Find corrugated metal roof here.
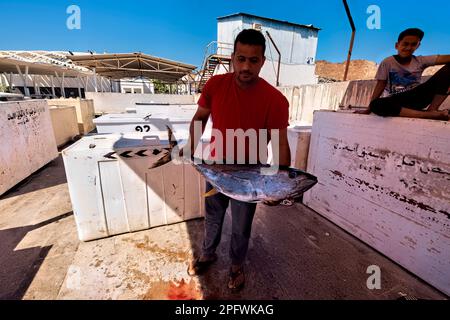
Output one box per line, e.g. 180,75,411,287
68,52,197,82
0,50,91,76
217,12,321,31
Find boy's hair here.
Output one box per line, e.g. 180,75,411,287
398,28,424,42
234,29,266,55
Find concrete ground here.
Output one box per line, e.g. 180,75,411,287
0,154,447,300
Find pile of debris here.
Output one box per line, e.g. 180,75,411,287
315,59,444,82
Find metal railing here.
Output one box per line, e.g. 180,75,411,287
200,41,233,71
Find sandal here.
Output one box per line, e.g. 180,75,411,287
228,266,245,292
187,254,217,276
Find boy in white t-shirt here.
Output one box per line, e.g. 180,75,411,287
368,28,450,120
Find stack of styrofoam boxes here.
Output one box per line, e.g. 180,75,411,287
0,100,58,196
62,132,205,241
93,108,213,145
266,125,312,169
287,125,312,170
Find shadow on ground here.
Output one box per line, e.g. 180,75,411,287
0,212,73,299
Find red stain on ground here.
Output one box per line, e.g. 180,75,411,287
167,279,202,300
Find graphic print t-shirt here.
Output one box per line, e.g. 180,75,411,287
375,55,438,96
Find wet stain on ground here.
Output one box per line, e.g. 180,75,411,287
123,236,189,262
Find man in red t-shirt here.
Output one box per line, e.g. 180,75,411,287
183,29,290,291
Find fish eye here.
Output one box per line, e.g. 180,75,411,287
288,171,297,179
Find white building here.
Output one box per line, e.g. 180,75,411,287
214,13,320,86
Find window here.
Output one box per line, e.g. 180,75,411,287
252,23,262,31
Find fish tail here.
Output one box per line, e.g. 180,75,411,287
203,188,218,197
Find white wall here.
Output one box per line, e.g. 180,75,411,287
279,79,450,125
120,79,154,94
279,81,350,125
85,92,196,114
260,63,317,87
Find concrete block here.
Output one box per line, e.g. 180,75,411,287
49,106,79,147
0,100,58,196
47,98,96,134
304,110,450,295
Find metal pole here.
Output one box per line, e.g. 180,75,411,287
33,75,40,95
343,0,356,81
51,75,55,97
93,67,98,92
77,76,82,98
61,72,66,98
16,65,30,96
24,66,30,96
265,31,281,87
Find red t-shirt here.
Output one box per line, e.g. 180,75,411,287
198,72,289,163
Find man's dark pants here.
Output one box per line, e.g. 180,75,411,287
202,182,257,266
370,63,450,116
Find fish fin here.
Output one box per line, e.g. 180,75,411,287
203,188,218,197
148,152,172,169
166,125,178,149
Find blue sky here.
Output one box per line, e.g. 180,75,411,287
1,0,449,67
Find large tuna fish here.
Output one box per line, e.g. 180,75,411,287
149,126,318,203
192,162,318,203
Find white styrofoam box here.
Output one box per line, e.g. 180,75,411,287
287,125,312,170
266,125,311,168
49,106,79,147
85,92,195,114
304,110,450,295
94,114,189,135
93,113,212,142
62,132,205,241
0,100,58,196
135,104,198,119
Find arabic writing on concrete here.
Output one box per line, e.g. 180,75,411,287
6,107,46,125
333,143,450,178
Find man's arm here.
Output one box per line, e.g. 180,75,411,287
263,128,291,206
435,55,450,65
184,106,210,156
270,128,291,166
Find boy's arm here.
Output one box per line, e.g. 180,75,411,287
353,80,386,114
371,80,387,101
435,55,450,65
